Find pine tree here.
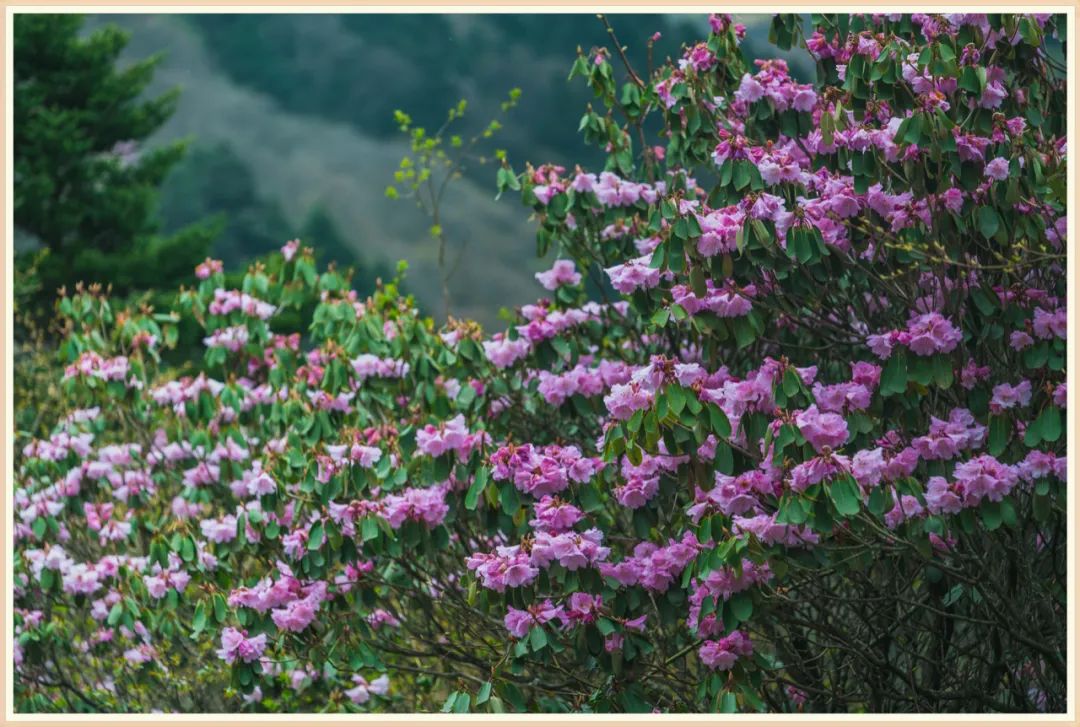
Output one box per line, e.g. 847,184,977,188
14,14,216,311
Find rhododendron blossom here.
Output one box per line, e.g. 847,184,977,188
13,11,1066,715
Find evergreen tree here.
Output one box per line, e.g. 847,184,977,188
14,14,216,310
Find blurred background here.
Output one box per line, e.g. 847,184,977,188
16,13,811,327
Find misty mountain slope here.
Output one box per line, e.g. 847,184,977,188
93,13,548,326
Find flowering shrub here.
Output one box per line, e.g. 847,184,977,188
13,13,1067,713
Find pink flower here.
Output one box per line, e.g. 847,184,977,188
195,258,223,280
953,454,1019,504
984,156,1010,181
217,627,268,664
482,335,531,368
535,259,581,290
990,380,1032,413
605,256,662,294
905,312,962,356
603,382,654,421
884,493,925,529
699,631,753,670
688,560,772,636
598,532,702,592
345,674,389,705
1010,331,1034,350
795,405,849,452
208,288,276,320
490,443,601,497
866,332,896,359
200,514,238,544
504,600,564,639
911,408,985,461
1032,307,1066,339
415,415,470,458
529,496,584,532
381,485,449,529
281,239,300,261
561,592,603,626
531,529,610,571
925,476,964,515
270,583,326,632
466,546,539,592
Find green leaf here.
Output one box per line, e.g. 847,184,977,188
465,467,490,510
529,625,548,651
988,415,1010,456
714,440,733,475
719,692,738,713
191,602,208,636
690,266,707,298
730,316,756,349
867,486,886,516
879,351,908,395
307,522,324,550
931,355,953,388
667,385,687,416
732,160,751,191
708,405,732,438
979,499,1002,531
107,603,124,626
777,494,806,525
476,681,493,705
977,206,1000,239
213,593,227,622
361,516,379,543
828,476,862,516
1000,498,1018,528
453,693,471,713
1019,16,1041,45
1035,406,1062,444
500,484,521,516
729,591,754,622
959,66,981,94
971,288,997,316
782,368,801,398
180,536,196,563
441,691,461,713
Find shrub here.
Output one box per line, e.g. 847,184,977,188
13,13,1067,713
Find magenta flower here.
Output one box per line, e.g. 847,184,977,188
605,256,662,294
984,156,1010,181
504,599,563,639
345,674,389,705
466,546,539,592
795,405,850,452
699,631,753,670
216,627,268,664
482,335,531,368
990,380,1033,414
415,414,470,458
535,259,581,290
905,312,962,356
